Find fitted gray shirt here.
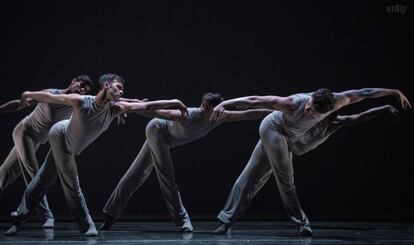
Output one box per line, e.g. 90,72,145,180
65,96,119,155
21,89,73,144
269,93,330,146
291,119,340,156
152,107,222,148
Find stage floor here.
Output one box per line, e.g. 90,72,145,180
1,221,413,244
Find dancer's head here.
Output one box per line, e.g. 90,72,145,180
68,75,94,95
306,88,335,114
200,92,224,114
99,73,125,101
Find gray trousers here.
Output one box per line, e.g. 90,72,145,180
218,117,309,228
14,121,94,232
0,123,53,221
103,120,189,227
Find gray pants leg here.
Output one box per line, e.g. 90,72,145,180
146,121,190,227
259,123,310,227
15,149,59,219
0,147,21,198
103,140,154,220
12,124,54,221
47,121,94,232
14,122,93,232
217,140,273,225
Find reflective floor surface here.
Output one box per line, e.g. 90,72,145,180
1,221,413,244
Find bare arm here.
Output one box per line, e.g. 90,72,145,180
116,109,184,126
210,95,294,121
115,99,188,117
134,109,185,121
335,105,399,128
221,109,274,122
218,95,293,111
118,97,149,103
0,99,36,113
334,88,411,110
0,88,57,113
115,98,150,125
20,91,82,108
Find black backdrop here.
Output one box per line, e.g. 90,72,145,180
0,0,413,222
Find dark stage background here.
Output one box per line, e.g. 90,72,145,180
0,1,413,222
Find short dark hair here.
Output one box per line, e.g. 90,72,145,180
311,88,335,113
98,73,125,88
202,92,224,106
74,75,94,88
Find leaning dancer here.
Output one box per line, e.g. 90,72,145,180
0,75,93,229
6,74,188,236
210,88,411,236
101,93,272,232
214,104,401,235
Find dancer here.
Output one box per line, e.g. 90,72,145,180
101,93,272,232
210,88,411,236
0,75,93,229
6,73,188,236
214,104,401,235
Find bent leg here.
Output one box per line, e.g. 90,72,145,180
146,123,190,228
14,149,59,221
260,127,309,228
48,123,94,233
12,125,54,221
0,147,21,198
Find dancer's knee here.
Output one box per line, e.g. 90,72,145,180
48,122,66,144
12,124,24,144
145,120,163,142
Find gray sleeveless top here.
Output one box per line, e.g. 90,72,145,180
65,96,119,155
291,118,341,155
20,89,73,144
153,107,222,148
267,93,330,146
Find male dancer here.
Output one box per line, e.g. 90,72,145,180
6,73,188,236
0,75,93,229
210,88,411,236
214,104,400,235
101,93,272,232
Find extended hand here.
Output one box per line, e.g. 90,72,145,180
176,100,188,118
19,92,31,109
396,90,411,109
117,113,127,125
209,105,225,121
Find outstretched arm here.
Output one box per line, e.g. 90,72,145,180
115,99,188,117
115,98,150,124
135,109,185,121
1,88,57,113
333,88,411,110
20,91,82,109
221,109,274,122
335,105,399,128
118,97,149,103
210,95,294,121
0,99,36,113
